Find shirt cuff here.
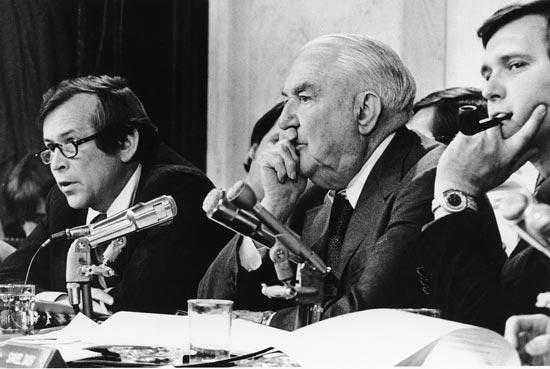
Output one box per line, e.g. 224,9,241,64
238,236,263,271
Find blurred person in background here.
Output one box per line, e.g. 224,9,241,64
3,153,55,241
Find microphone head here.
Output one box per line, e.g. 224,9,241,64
227,180,257,210
203,188,225,215
165,195,178,218
501,192,529,221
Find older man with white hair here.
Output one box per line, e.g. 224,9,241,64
199,33,501,330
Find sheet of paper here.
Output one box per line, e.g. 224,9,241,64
421,327,520,366
231,317,289,354
92,311,288,354
9,314,102,362
276,309,519,367
90,311,190,347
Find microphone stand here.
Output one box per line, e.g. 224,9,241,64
66,237,94,318
66,237,117,318
263,240,326,329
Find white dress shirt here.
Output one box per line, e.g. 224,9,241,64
86,164,142,224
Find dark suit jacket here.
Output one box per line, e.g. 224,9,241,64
199,127,446,330
420,178,550,334
0,144,232,314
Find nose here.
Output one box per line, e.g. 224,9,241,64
482,73,506,103
49,148,68,172
278,100,299,130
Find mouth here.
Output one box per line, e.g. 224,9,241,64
294,142,307,150
58,181,77,189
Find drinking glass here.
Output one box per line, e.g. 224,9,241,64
187,299,233,361
0,284,36,334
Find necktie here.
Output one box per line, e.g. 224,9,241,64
89,213,108,288
535,177,549,204
91,213,107,224
324,193,354,268
89,213,107,264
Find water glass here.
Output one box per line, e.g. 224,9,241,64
0,284,35,334
187,299,233,361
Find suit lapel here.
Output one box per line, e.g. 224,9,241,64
334,128,416,278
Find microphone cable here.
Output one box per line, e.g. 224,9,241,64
24,238,52,285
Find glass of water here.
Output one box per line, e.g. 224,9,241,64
187,299,233,362
0,284,35,334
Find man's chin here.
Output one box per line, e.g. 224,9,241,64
65,195,89,210
298,160,316,179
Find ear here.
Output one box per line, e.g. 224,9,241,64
119,128,139,163
354,91,382,136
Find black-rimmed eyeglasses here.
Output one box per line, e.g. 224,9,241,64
36,132,101,165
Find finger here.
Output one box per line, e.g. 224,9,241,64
536,292,550,309
505,315,547,347
526,203,550,239
507,104,547,153
278,145,298,180
270,155,288,183
280,140,299,162
91,288,114,305
526,334,550,356
505,315,523,348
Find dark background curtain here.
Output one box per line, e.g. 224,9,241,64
0,0,208,227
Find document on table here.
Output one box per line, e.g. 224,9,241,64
10,309,520,366
85,311,287,353
10,311,288,362
276,309,520,366
10,314,103,362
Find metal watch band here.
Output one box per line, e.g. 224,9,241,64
432,189,478,214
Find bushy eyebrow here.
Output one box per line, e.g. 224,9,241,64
282,82,316,98
43,129,79,144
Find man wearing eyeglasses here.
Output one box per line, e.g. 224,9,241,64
0,75,231,314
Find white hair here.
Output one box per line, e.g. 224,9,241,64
301,33,416,124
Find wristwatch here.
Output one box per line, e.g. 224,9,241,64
432,189,478,214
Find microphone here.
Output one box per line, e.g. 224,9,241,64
226,180,331,275
25,195,177,286
50,195,177,247
500,192,550,259
203,188,303,265
458,105,512,135
203,188,277,248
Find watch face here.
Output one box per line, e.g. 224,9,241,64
443,190,467,212
447,193,462,207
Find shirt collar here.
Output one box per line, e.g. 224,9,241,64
86,164,142,224
336,132,396,209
